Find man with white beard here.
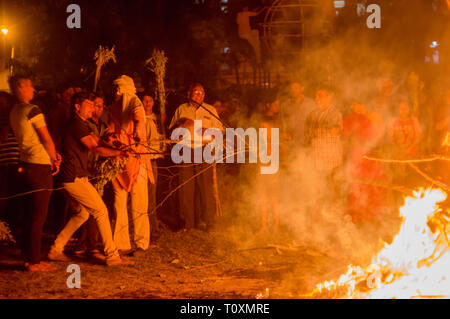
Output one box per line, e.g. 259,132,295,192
109,75,153,256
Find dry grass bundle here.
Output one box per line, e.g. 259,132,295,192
94,45,117,92
145,49,168,140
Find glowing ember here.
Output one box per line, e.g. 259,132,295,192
256,288,270,299
307,188,450,299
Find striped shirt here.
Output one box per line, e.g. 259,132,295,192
9,102,51,165
305,105,343,172
0,130,19,166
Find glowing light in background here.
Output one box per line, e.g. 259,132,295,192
334,1,345,9
430,41,439,49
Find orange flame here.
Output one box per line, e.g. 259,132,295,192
308,188,450,299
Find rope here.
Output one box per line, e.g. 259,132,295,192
362,154,450,164
353,178,414,195
0,175,102,201
212,163,223,217
408,163,450,192
360,153,450,193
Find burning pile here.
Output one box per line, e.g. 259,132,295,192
307,188,450,299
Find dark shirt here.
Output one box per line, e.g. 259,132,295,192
86,118,108,174
87,117,108,139
61,114,92,182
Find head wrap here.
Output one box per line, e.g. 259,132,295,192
112,75,146,141
114,75,136,96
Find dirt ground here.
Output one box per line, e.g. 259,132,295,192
0,160,409,299
0,223,357,299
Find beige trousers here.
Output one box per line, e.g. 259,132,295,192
113,164,149,250
53,177,119,258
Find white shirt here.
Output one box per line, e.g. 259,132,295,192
9,102,51,165
145,114,163,159
169,102,223,132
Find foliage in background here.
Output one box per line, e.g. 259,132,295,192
94,45,117,92
0,220,15,243
1,0,231,92
145,49,168,140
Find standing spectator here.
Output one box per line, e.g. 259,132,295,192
368,78,395,149
169,83,223,232
281,82,316,149
305,88,343,175
386,99,423,199
342,101,387,223
48,92,132,266
370,78,395,120
8,75,61,271
109,75,151,256
258,95,281,233
387,100,423,159
143,93,164,234
88,93,109,142
0,91,20,233
46,85,75,234
47,85,75,149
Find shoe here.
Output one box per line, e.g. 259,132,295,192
132,248,146,257
72,247,87,256
25,262,56,272
87,249,106,261
118,249,134,256
48,247,71,262
106,255,134,266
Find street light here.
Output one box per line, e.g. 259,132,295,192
1,28,14,75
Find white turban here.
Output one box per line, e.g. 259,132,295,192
114,75,136,96
113,75,146,141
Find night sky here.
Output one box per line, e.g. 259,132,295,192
0,1,449,102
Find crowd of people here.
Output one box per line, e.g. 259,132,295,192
276,79,450,225
0,72,449,272
0,74,229,271
245,79,449,236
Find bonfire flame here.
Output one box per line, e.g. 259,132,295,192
309,188,450,299
256,288,270,299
